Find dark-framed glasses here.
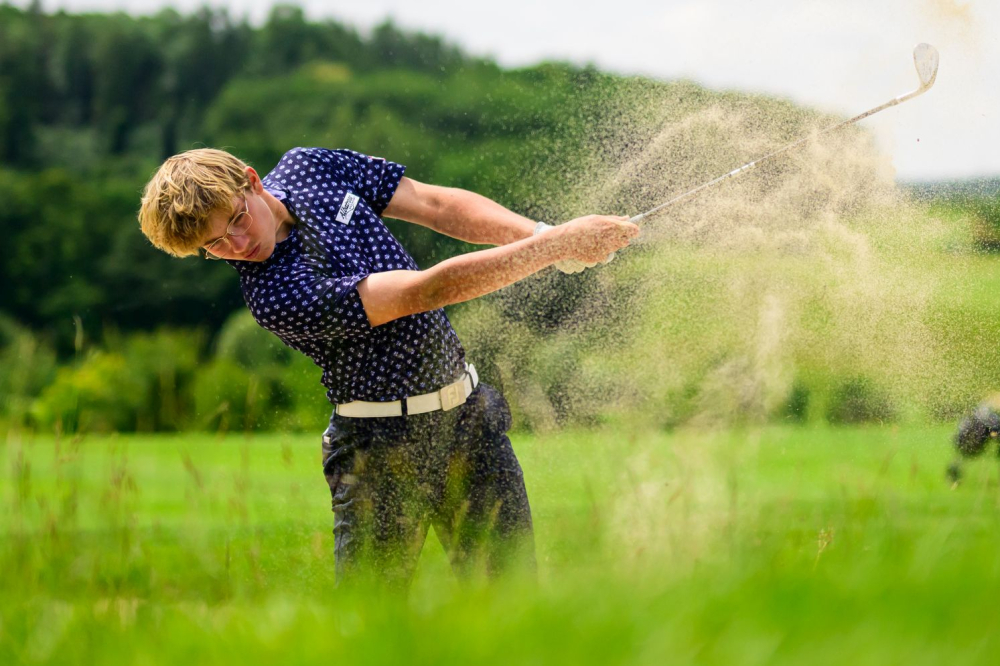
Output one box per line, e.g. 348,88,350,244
203,195,254,260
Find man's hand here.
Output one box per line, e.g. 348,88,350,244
535,216,639,273
534,222,594,273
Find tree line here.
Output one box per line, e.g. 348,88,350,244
1,1,469,165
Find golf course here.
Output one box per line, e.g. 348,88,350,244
4,423,1000,664
3,2,1000,663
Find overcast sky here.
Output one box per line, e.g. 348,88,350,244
10,0,998,181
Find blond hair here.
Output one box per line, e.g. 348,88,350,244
138,148,251,257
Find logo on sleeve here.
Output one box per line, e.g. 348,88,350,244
336,193,360,224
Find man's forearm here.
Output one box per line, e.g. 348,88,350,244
430,187,536,246
383,178,538,246
421,230,563,308
360,229,566,327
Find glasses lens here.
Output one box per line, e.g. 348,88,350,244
230,211,253,235
204,238,227,259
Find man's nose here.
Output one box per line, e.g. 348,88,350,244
230,233,252,253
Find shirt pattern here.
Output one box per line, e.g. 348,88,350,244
230,147,466,404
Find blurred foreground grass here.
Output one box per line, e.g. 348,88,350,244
4,424,1000,665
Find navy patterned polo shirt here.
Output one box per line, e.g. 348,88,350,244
230,147,466,404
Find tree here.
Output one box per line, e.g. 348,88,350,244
90,17,163,154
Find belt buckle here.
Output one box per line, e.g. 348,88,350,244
440,380,465,411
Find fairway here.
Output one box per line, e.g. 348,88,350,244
4,424,1000,665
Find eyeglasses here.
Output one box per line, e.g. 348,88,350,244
202,195,254,260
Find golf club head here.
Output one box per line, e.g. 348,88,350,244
914,43,939,91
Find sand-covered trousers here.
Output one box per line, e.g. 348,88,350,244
321,383,536,588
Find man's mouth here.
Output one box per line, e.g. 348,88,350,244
245,244,260,260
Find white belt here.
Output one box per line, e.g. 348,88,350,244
335,363,479,418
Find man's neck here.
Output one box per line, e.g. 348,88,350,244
264,191,296,243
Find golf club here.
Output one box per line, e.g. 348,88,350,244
628,43,940,225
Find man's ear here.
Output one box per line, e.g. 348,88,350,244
246,166,262,191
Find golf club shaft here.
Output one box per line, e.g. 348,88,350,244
628,87,930,225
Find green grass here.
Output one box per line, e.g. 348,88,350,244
4,424,1000,665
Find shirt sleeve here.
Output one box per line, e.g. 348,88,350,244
328,281,372,338
308,148,406,216
304,273,372,339
247,267,372,342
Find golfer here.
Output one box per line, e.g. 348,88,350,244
138,146,638,588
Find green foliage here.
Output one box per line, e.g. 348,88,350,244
912,180,1000,253
30,350,145,432
113,329,205,430
29,329,204,432
0,164,245,349
960,198,1000,252
271,353,333,432
0,3,481,169
212,310,329,431
215,310,293,369
190,359,272,432
825,376,896,425
0,314,56,428
781,382,811,423
17,321,329,435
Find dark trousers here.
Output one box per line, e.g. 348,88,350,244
321,383,535,589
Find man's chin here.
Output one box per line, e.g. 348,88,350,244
255,244,274,261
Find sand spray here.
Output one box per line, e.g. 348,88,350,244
455,68,985,431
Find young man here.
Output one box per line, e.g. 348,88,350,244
139,146,638,588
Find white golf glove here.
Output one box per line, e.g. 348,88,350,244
533,222,615,274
